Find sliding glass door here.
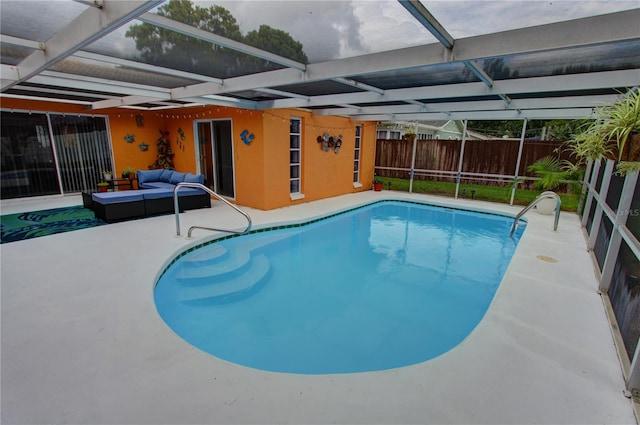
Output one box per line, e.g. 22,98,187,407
50,114,111,193
0,111,112,199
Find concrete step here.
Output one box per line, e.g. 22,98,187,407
178,254,271,305
174,248,251,284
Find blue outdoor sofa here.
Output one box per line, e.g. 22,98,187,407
90,170,210,222
136,169,210,216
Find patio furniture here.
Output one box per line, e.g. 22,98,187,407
142,187,210,216
91,191,145,223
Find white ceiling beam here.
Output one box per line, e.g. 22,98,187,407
2,0,163,91
463,60,493,87
314,94,620,116
399,0,455,48
254,88,310,100
257,69,639,110
1,65,20,81
167,9,639,101
315,9,640,80
72,51,223,84
172,68,306,99
5,84,118,100
89,10,638,108
353,108,597,121
32,71,171,98
0,35,44,50
138,13,307,71
0,93,93,105
331,77,385,95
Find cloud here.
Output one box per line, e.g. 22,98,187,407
219,0,638,60
219,0,366,62
426,0,639,39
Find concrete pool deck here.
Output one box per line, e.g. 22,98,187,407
1,191,637,424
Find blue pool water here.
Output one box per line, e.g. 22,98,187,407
155,201,524,374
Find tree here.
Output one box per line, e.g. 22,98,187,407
244,24,308,67
126,0,308,78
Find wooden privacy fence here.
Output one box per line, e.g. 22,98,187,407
375,138,579,189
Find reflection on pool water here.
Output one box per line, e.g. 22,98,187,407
155,201,524,374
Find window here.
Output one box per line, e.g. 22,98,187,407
418,133,434,140
376,130,387,139
290,117,301,196
1,111,112,199
390,131,401,139
353,125,362,184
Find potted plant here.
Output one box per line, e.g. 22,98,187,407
102,170,113,180
97,182,109,192
121,167,136,179
527,156,584,214
570,89,640,175
373,175,383,191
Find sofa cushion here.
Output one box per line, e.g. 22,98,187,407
169,171,187,184
92,191,144,204
139,181,175,190
159,169,175,183
140,188,174,199
137,169,163,184
176,187,207,196
184,173,204,184
140,187,205,199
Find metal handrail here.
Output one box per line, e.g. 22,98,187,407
173,182,252,238
510,191,561,235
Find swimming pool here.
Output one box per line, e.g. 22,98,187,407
155,200,524,374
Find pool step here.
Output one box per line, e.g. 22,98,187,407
174,248,252,284
178,254,271,305
180,245,229,268
179,232,289,270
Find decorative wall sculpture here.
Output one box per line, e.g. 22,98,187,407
317,133,342,154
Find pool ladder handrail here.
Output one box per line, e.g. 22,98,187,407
510,191,561,235
173,182,252,238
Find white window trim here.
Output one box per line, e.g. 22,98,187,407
353,124,362,187
289,117,302,198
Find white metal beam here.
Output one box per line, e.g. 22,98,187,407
138,13,307,71
84,10,639,108
331,77,385,95
0,35,44,50
313,94,619,116
72,51,223,84
398,0,455,48
351,108,597,121
258,69,638,110
2,0,163,91
254,88,310,100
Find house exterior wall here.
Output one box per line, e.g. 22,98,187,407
1,98,375,210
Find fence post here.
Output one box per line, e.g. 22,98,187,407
454,120,468,199
509,119,528,205
409,121,418,193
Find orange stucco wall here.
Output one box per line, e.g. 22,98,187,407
1,99,376,210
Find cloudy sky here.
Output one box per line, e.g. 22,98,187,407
2,0,637,63
214,0,639,62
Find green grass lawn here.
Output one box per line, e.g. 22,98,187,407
376,177,581,212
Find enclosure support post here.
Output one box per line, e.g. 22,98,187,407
509,119,528,205
587,160,615,250
599,171,638,293
629,339,640,398
454,120,468,199
577,159,593,215
581,159,600,227
408,121,418,193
